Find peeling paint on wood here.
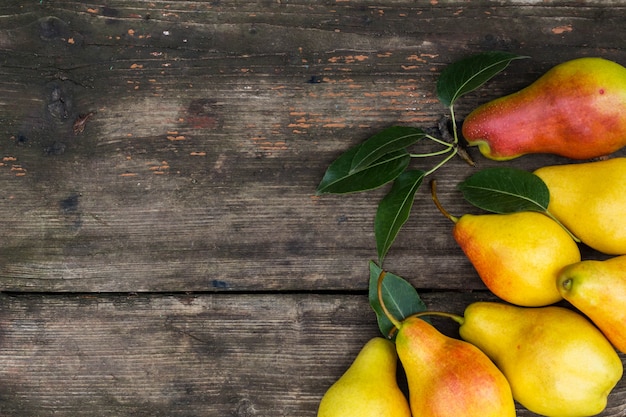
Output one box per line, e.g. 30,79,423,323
0,1,624,415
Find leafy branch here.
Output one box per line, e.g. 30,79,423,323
316,51,529,264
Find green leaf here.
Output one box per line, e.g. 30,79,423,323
316,148,410,194
351,126,425,172
458,167,550,213
368,261,429,339
375,170,425,263
436,51,529,107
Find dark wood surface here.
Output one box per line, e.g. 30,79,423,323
0,1,625,415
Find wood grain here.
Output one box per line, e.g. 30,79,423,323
0,1,625,415
0,1,624,291
0,292,625,417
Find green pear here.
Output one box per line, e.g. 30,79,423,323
317,337,411,417
462,57,626,160
456,302,623,417
558,255,626,354
395,316,516,417
534,157,626,255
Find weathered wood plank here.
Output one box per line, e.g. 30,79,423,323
0,1,625,291
0,292,624,416
1,2,625,416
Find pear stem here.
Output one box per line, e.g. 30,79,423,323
409,134,458,175
448,105,459,146
376,270,402,332
409,147,453,158
424,133,455,148
411,310,465,325
447,106,476,167
424,147,458,177
430,179,459,223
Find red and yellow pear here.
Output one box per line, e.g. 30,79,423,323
462,57,626,160
394,315,516,417
377,272,516,417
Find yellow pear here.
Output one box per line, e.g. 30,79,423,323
317,337,411,417
395,316,515,417
558,255,626,354
457,302,623,417
534,157,626,255
445,209,580,306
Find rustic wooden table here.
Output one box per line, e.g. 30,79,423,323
1,1,625,415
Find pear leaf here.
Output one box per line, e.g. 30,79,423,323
351,126,425,172
458,167,550,213
375,170,425,264
436,51,530,107
368,261,429,339
316,148,410,194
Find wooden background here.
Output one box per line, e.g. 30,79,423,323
0,1,625,415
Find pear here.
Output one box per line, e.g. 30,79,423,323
317,337,411,417
558,255,626,354
456,302,623,417
462,57,626,160
452,211,580,306
534,157,626,255
395,315,516,417
432,182,581,306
